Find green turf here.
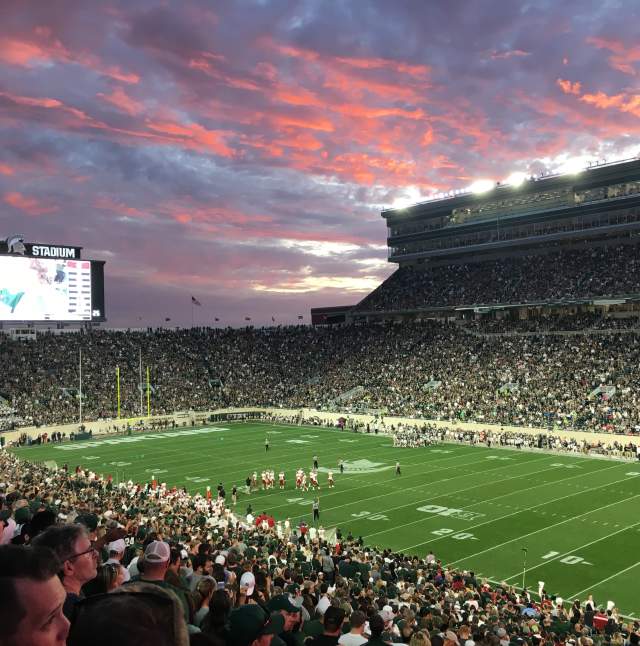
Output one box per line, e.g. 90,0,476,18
11,421,640,617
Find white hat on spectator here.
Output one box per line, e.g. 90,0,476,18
240,571,255,595
108,539,126,553
144,540,170,563
380,605,395,622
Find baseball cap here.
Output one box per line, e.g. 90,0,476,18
144,540,170,563
108,539,126,553
215,554,226,565
228,605,285,646
380,605,395,622
240,571,256,595
267,594,301,613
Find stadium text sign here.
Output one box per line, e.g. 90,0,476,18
1,235,82,259
31,245,77,258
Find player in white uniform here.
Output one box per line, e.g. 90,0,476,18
310,470,319,490
327,470,334,488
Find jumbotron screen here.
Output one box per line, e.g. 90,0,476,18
0,256,105,322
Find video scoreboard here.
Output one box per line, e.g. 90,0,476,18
0,236,106,322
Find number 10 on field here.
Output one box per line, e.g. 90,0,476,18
541,551,593,566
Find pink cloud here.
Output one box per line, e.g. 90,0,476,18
556,78,582,95
587,36,640,76
4,191,58,215
98,86,145,115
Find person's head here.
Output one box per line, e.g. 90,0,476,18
168,548,182,572
227,604,285,646
349,610,366,634
141,541,171,578
194,553,213,575
0,544,70,646
67,582,189,646
83,563,122,596
32,524,98,590
323,606,346,636
410,631,433,646
267,594,302,632
369,613,385,638
108,539,126,562
202,589,232,637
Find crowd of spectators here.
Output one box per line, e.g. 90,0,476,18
388,424,640,459
463,315,640,335
2,449,638,646
355,245,640,312
3,321,640,433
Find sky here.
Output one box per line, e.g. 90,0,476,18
1,0,640,328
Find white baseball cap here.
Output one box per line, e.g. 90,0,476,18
107,539,126,553
144,540,170,563
240,571,255,595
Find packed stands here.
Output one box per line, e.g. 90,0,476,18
354,245,640,312
2,322,640,433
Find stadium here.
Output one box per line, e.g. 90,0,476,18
3,4,640,645
3,156,640,645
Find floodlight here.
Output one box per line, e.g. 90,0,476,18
505,172,527,187
469,179,494,194
558,156,586,175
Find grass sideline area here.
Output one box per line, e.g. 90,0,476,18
10,420,640,617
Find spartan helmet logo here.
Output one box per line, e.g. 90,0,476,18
6,234,26,255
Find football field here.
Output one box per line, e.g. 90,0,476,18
11,421,640,617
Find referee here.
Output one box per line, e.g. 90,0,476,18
312,497,320,523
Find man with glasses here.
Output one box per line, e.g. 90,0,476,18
32,523,98,621
0,544,70,646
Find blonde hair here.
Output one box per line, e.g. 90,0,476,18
410,630,432,646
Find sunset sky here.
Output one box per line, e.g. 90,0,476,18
1,0,639,327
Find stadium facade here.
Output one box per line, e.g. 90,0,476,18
337,157,640,324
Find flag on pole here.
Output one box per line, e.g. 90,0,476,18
298,315,303,320
244,317,251,321
271,316,275,322
214,317,220,322
164,317,171,322
191,296,202,306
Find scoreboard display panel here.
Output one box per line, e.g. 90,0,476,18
0,256,105,322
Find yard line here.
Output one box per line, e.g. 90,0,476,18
116,426,476,483
445,492,640,566
397,464,631,553
358,460,621,539
266,453,555,513
205,448,550,506
284,457,618,527
566,561,640,599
